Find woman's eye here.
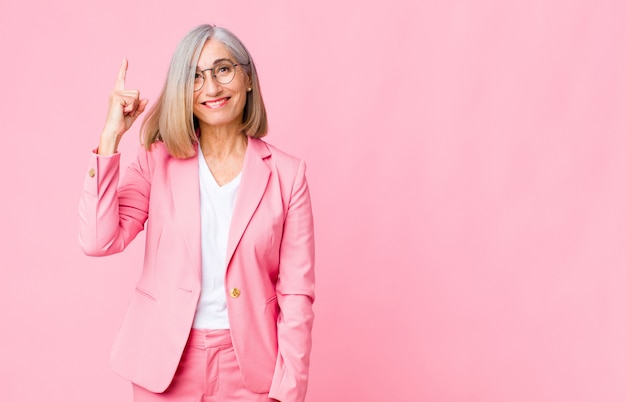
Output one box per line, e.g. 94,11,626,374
217,65,232,74
194,72,202,80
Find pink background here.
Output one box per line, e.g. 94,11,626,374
2,0,626,401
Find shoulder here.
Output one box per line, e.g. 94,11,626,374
144,141,172,160
129,141,192,180
137,141,187,166
250,138,304,172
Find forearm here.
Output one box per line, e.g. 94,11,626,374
79,150,148,256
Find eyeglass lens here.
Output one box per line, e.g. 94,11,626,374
194,61,236,90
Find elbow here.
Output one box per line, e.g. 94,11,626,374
78,232,114,257
79,237,104,257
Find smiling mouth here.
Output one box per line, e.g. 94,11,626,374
203,97,230,109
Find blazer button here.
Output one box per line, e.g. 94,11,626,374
230,288,241,298
88,168,96,178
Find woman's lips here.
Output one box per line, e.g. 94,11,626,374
203,97,229,109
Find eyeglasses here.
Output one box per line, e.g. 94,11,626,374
193,60,249,91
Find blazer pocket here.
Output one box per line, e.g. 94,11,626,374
135,287,157,302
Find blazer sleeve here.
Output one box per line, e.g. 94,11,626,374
79,147,151,256
269,159,316,402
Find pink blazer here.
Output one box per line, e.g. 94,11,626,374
79,138,315,402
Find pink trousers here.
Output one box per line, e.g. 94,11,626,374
132,329,274,402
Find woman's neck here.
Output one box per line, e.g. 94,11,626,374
198,124,248,160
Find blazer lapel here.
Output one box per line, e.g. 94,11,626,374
226,138,271,269
170,148,202,280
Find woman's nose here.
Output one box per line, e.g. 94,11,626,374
202,74,222,95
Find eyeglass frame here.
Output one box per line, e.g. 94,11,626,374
193,60,250,91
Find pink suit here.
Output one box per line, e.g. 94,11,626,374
79,138,315,402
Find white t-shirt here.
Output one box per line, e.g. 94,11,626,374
192,151,241,329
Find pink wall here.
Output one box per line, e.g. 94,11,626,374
2,0,626,401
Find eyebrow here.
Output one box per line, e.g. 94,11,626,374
196,58,234,70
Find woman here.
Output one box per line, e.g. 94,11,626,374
79,24,315,402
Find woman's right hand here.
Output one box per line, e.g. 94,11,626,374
98,59,149,155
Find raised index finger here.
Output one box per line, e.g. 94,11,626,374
114,58,128,91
